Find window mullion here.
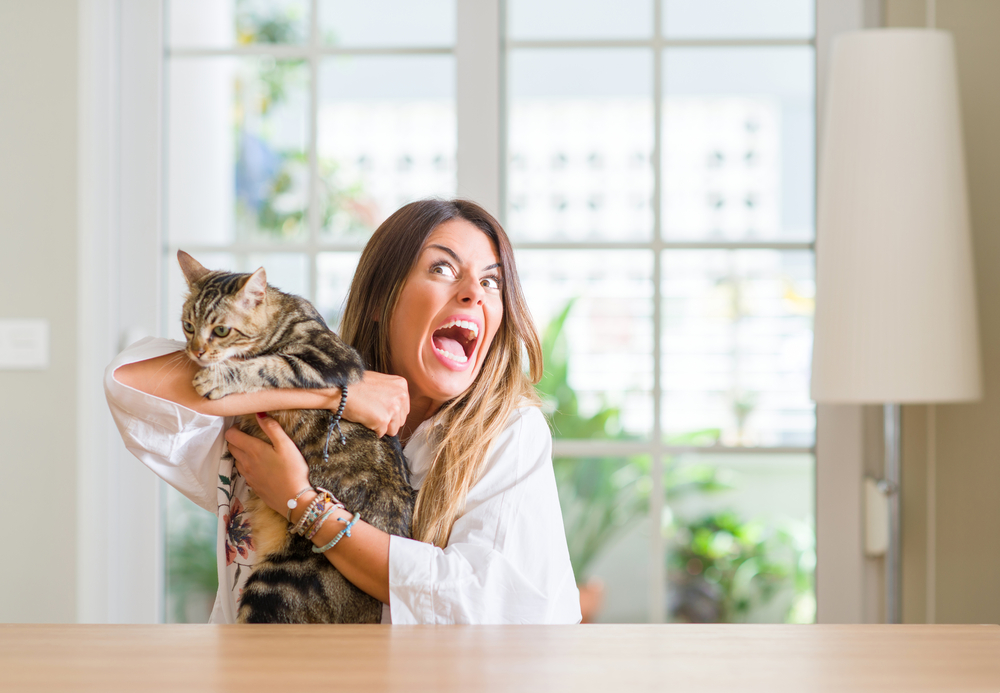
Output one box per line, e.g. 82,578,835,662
456,0,503,217
649,0,666,625
307,0,320,303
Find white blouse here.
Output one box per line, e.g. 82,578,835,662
104,337,582,625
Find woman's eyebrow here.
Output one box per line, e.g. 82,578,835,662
426,244,502,272
427,244,461,263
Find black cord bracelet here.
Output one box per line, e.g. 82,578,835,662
322,385,348,463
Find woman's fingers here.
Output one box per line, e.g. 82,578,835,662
254,411,295,451
225,414,311,513
343,372,410,438
224,425,252,450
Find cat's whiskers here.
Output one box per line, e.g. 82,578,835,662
152,352,190,389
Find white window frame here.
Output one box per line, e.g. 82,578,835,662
78,0,870,623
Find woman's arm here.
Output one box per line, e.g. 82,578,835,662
228,408,583,622
226,413,391,603
114,351,409,437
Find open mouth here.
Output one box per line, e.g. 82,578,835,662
431,318,480,365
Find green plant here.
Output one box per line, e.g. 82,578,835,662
165,493,218,623
231,47,375,240
667,511,815,624
537,299,814,624
236,1,306,45
537,300,727,580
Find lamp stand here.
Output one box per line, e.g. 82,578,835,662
881,403,902,623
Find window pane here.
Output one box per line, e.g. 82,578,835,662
662,250,815,447
168,0,310,47
664,0,814,39
320,0,455,47
666,451,815,623
316,252,361,330
508,49,653,242
555,457,651,623
247,253,310,297
509,0,652,41
318,55,456,241
168,57,310,246
165,487,217,623
521,250,653,439
663,47,814,241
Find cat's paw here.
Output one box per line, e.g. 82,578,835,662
193,367,233,399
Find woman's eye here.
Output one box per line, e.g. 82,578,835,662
182,321,194,333
431,263,457,279
213,326,231,337
481,276,500,290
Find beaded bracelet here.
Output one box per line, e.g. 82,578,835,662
288,492,325,535
296,499,326,535
285,486,314,523
305,507,336,541
322,386,349,464
289,487,346,536
312,512,361,554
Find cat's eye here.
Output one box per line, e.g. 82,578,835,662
182,321,194,333
213,326,231,338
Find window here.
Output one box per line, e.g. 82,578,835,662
163,0,458,621
162,0,816,624
507,0,816,623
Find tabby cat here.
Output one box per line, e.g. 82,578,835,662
177,250,416,623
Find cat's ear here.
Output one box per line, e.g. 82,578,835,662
178,250,210,285
238,267,268,309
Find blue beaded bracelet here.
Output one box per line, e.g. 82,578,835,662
312,512,361,553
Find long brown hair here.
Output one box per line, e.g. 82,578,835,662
340,199,543,547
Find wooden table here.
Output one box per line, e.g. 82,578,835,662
2,624,998,692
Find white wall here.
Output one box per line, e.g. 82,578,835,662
0,1,79,622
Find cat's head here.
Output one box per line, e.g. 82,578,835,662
177,250,270,366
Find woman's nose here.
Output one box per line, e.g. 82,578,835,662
459,277,484,305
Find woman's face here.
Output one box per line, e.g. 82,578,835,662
388,218,504,408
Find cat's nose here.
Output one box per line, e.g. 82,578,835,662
197,349,206,358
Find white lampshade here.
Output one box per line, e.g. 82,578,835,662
811,29,982,404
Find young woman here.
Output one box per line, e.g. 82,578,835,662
105,199,582,624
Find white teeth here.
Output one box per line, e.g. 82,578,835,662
434,346,468,363
440,318,478,340
433,318,477,365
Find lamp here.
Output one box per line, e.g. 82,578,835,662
811,28,981,623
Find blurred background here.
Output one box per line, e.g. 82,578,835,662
160,0,817,624
3,0,999,627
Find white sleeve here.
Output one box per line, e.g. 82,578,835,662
103,336,234,514
387,407,582,625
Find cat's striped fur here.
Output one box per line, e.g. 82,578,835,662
178,250,416,623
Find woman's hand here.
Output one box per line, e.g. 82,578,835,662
225,413,310,516
339,371,409,438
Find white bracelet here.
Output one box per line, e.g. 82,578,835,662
285,486,314,522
